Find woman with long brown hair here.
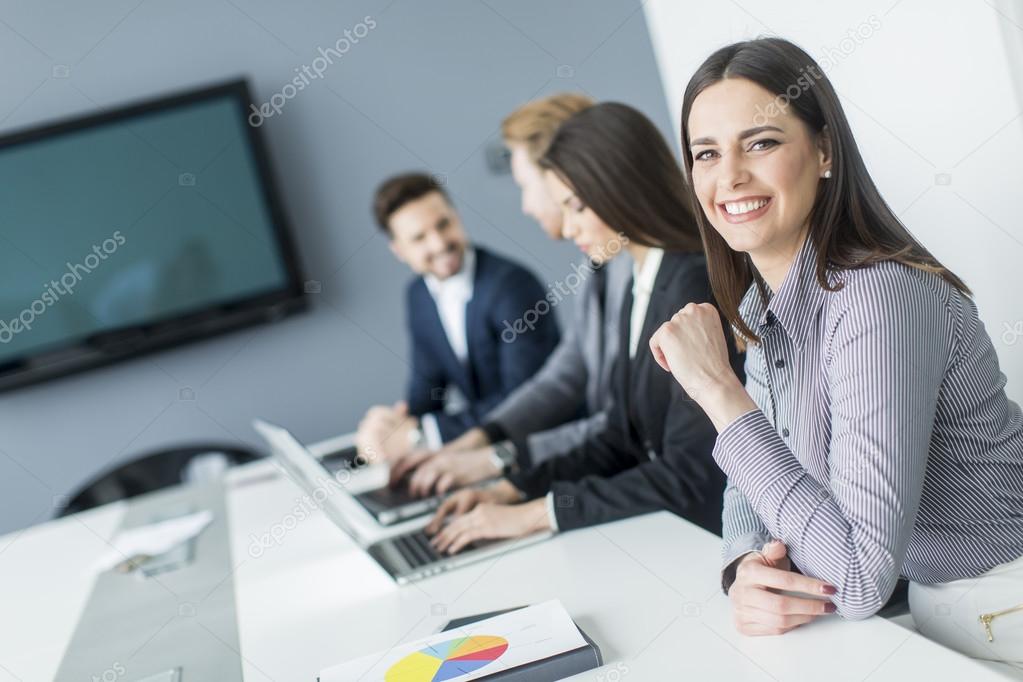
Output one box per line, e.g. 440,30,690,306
650,37,1023,661
423,102,741,549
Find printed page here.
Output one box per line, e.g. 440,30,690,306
320,599,587,681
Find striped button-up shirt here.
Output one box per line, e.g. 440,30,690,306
715,237,1023,619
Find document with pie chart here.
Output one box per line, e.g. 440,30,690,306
319,600,588,681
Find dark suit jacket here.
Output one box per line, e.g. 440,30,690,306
507,250,744,534
406,247,560,442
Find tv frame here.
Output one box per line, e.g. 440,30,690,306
0,78,308,392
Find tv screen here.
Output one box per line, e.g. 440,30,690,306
0,79,306,391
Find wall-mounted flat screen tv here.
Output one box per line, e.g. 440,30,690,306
0,79,306,391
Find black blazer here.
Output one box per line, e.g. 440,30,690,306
507,250,744,534
406,247,560,441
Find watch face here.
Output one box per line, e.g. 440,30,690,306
491,442,517,469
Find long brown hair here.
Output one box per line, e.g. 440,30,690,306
540,102,703,253
680,37,968,344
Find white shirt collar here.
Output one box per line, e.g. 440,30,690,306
628,247,664,358
632,247,663,298
423,246,475,366
424,246,476,298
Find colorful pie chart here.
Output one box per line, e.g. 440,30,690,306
384,635,509,682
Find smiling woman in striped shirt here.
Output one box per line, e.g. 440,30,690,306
649,37,1023,662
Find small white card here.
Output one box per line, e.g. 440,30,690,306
94,510,213,572
319,599,587,681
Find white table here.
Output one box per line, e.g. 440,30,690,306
0,440,1017,682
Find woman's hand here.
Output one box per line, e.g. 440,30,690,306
388,449,435,488
424,480,521,535
729,540,837,636
390,448,502,498
428,497,552,555
648,303,754,430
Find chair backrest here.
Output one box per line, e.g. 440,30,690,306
56,443,263,517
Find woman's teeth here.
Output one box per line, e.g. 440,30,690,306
723,198,769,215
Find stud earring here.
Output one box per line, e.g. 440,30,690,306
823,170,832,179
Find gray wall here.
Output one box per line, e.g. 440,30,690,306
0,0,674,535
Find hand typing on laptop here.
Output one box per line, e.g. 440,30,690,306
425,480,553,555
256,418,552,583
388,447,501,497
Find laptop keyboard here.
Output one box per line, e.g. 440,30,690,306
392,530,442,568
362,485,420,508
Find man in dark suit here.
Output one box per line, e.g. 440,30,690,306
355,172,559,462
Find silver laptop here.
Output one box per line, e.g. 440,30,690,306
317,444,442,526
253,419,552,584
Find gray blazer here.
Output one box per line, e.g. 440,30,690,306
485,253,632,462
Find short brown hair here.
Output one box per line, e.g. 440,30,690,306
501,92,595,162
372,172,450,234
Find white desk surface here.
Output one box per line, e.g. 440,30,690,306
0,445,1017,682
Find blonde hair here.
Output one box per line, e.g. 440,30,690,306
501,92,595,162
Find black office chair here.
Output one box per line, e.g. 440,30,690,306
56,443,263,517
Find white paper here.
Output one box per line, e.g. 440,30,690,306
94,510,213,572
320,599,587,681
